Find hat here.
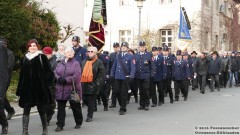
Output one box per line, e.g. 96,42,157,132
211,51,218,56
121,42,129,48
152,46,158,51
158,47,162,51
103,51,109,55
113,42,120,47
139,41,146,46
162,45,169,51
183,52,189,56
191,51,197,55
72,36,80,42
43,47,53,55
176,50,182,56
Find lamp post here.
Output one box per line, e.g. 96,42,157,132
135,0,145,44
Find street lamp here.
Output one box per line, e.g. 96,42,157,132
135,0,145,44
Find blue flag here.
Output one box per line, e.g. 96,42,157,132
178,8,192,40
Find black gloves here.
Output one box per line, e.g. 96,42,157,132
58,77,67,84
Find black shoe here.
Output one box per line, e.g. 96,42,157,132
192,88,196,90
201,91,205,94
158,102,163,106
174,98,179,101
7,111,15,120
109,105,116,108
119,111,126,115
138,106,145,110
144,107,149,111
104,106,108,111
184,97,187,101
151,104,157,107
75,125,81,129
86,117,93,122
55,127,63,132
170,99,174,103
1,125,8,134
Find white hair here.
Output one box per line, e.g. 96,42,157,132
64,47,75,54
88,46,98,52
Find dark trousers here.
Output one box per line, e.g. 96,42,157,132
109,79,117,106
198,75,207,92
44,101,56,122
220,71,228,87
115,79,128,112
23,105,45,116
128,79,138,102
163,79,173,100
174,80,188,99
0,98,7,127
192,77,198,89
83,94,96,118
4,97,14,113
98,83,109,107
209,74,220,91
136,79,150,107
150,81,164,104
56,100,83,127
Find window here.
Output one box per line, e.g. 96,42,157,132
160,0,173,4
119,30,132,43
120,0,132,6
160,29,173,47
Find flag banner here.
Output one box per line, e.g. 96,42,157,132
102,0,107,25
182,7,191,30
178,7,192,40
88,0,105,51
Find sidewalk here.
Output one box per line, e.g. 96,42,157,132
10,102,38,117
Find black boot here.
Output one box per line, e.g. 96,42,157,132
1,125,8,134
22,115,29,135
40,115,48,135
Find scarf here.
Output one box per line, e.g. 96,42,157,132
81,56,98,83
25,51,42,60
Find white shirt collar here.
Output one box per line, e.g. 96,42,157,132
25,51,42,60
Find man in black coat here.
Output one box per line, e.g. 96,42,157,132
2,39,16,121
0,37,9,134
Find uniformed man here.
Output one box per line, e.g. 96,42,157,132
98,51,110,111
135,41,155,111
150,47,164,107
110,42,136,115
72,36,87,67
162,45,174,103
191,51,198,90
183,52,192,89
173,50,191,101
108,42,120,108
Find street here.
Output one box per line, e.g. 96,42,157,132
9,87,240,135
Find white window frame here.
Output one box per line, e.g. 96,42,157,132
119,30,132,43
160,29,173,47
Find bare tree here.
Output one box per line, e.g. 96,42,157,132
60,24,81,43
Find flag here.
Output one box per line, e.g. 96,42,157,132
178,7,192,40
88,0,105,51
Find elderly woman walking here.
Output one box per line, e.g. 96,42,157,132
17,39,55,135
54,47,83,132
81,46,105,122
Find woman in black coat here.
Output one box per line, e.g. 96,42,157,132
17,39,55,135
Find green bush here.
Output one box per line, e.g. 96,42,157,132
6,71,19,102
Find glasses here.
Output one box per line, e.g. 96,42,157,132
87,51,94,53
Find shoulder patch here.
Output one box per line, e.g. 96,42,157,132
133,59,136,64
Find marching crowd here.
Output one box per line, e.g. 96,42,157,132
0,36,240,135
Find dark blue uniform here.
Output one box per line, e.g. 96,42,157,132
111,52,136,113
135,52,155,109
173,59,190,101
162,54,174,103
107,52,118,107
73,46,87,67
150,55,165,106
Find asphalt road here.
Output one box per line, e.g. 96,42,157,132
9,86,240,135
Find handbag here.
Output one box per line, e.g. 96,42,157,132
70,78,80,103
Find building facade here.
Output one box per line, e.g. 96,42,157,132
84,0,239,53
